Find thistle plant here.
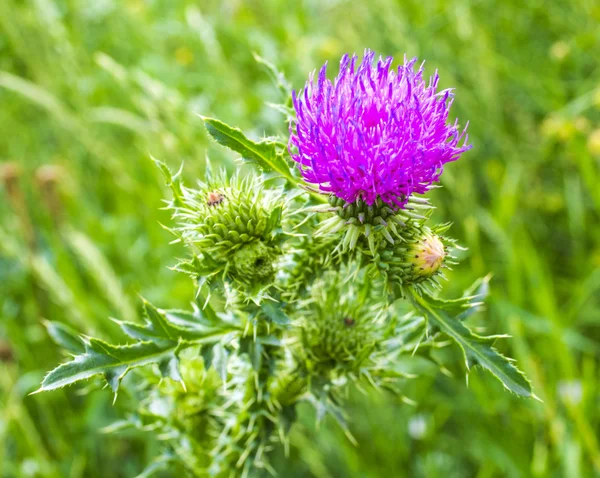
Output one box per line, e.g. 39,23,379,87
38,50,535,477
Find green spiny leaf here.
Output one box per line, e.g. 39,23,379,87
36,339,176,393
152,157,185,207
37,301,240,393
260,300,290,326
165,307,219,329
143,299,175,339
410,289,534,398
202,117,292,179
158,355,183,383
116,300,236,343
420,275,491,321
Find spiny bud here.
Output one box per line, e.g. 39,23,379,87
296,271,384,376
312,195,433,254
231,240,277,284
161,164,285,295
185,180,277,257
302,311,372,370
409,233,446,278
371,220,457,294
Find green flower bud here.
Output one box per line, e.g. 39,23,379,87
372,221,457,293
296,271,383,376
409,233,446,278
231,240,277,285
165,169,285,295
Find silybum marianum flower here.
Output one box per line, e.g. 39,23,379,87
289,49,471,209
290,50,471,255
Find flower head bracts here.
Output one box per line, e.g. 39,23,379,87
289,50,471,208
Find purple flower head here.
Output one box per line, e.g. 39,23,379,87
289,50,472,208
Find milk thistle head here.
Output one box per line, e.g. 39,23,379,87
36,52,535,478
289,49,471,208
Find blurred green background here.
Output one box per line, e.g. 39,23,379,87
1,0,599,477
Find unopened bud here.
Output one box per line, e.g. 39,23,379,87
232,241,276,284
375,223,455,292
409,233,446,278
168,171,284,295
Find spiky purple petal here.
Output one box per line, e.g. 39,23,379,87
289,50,471,208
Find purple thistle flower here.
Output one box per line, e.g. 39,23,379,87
289,50,472,208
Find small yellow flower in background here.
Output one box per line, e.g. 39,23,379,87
540,115,562,138
485,158,505,184
587,129,600,156
550,41,570,61
175,47,194,66
541,115,577,142
573,116,590,133
317,37,342,58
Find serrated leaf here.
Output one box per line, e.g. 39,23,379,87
44,321,86,354
117,300,236,343
202,116,293,178
143,300,176,339
410,290,533,398
158,355,183,382
422,275,490,321
165,307,219,328
37,339,176,393
105,367,126,393
38,301,239,393
200,344,214,370
260,300,290,326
